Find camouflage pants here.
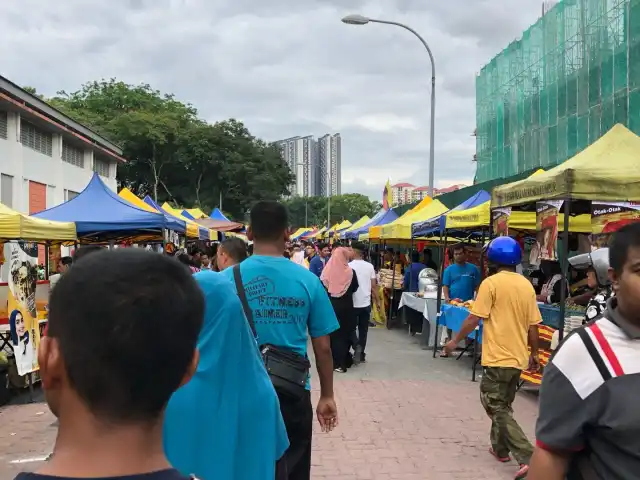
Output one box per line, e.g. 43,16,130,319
480,367,533,465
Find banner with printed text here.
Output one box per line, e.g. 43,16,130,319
492,208,511,237
5,242,41,376
536,201,562,262
591,202,640,248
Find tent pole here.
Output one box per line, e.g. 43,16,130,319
472,228,487,382
162,229,167,255
387,253,397,330
433,230,448,358
559,200,571,342
44,243,50,281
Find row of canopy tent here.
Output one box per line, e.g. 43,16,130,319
0,203,77,242
32,173,243,243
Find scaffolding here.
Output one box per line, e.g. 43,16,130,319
475,0,640,183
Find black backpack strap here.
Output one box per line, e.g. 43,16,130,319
576,328,612,381
233,264,257,338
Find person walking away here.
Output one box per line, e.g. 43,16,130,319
536,260,568,304
216,237,248,271
321,247,359,373
529,224,640,480
164,271,288,480
349,242,379,364
443,237,540,479
404,250,427,293
16,249,203,480
309,242,329,277
442,244,481,303
223,201,339,480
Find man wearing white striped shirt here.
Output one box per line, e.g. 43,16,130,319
529,223,640,480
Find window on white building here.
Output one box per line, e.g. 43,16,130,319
93,156,110,178
0,111,7,140
62,141,85,168
65,189,79,201
20,120,53,156
1,174,13,207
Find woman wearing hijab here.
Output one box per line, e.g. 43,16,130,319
321,247,359,373
163,271,289,480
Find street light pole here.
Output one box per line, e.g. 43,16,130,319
342,14,437,198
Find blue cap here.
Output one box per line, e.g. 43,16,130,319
487,236,522,266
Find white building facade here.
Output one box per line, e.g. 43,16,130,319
0,76,122,215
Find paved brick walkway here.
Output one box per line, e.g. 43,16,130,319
0,328,539,479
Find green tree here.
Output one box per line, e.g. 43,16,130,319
284,194,380,228
47,80,294,219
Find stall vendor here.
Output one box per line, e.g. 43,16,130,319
442,244,481,303
536,260,569,304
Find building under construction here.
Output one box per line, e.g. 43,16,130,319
475,0,640,183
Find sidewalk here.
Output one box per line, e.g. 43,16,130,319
0,328,539,479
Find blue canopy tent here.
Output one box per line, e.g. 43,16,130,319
411,190,490,238
143,197,209,240
345,209,399,240
210,208,230,222
180,210,215,240
34,173,183,242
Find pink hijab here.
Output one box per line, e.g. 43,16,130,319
321,247,353,297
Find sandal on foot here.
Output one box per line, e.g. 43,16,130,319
489,448,511,463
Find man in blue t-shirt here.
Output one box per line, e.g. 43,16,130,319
443,244,481,303
309,242,329,277
223,201,339,480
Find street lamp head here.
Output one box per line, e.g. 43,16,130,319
341,14,370,25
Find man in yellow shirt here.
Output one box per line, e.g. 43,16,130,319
444,236,541,480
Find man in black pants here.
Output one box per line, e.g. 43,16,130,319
349,242,379,363
224,201,339,480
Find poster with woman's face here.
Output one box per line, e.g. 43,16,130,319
536,201,562,262
6,242,40,376
492,208,511,237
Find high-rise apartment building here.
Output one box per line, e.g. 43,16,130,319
276,132,341,197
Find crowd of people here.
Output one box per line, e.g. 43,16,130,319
12,201,640,480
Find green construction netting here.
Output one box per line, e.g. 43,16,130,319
475,0,640,183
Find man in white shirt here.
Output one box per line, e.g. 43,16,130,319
349,242,380,364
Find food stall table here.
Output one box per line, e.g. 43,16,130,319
439,304,483,381
398,291,438,348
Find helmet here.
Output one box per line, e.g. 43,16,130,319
487,236,522,266
568,248,610,286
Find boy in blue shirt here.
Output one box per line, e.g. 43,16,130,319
309,242,329,277
223,201,339,480
443,244,481,303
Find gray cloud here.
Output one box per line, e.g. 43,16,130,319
0,0,543,200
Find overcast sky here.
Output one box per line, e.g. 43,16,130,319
0,0,543,201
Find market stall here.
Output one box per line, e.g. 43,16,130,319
160,202,214,240
337,215,370,240
34,174,173,243
0,203,77,398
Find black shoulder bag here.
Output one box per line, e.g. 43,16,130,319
233,264,311,400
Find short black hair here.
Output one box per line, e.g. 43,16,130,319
48,249,204,423
317,242,328,250
352,242,366,252
59,256,73,266
73,246,105,263
220,237,248,263
452,244,466,252
424,249,432,258
411,250,420,263
250,201,288,242
610,223,640,274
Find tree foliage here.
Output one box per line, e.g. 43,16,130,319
284,194,381,228
46,79,294,220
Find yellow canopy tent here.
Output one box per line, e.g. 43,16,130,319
0,203,77,241
312,226,328,239
381,199,448,240
184,208,207,219
162,203,213,240
323,220,351,239
444,168,588,233
290,227,310,239
369,196,433,240
338,216,370,239
118,189,200,238
493,124,640,207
